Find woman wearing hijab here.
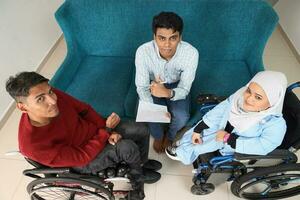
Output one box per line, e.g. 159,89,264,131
166,71,288,165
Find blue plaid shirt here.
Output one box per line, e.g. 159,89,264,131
135,40,199,102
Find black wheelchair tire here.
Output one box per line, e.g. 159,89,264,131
27,177,114,200
231,163,300,199
191,183,215,195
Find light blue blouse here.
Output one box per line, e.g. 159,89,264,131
176,96,287,165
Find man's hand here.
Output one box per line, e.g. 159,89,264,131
165,112,171,120
106,112,120,129
108,132,122,145
192,132,203,144
216,130,228,142
150,77,171,98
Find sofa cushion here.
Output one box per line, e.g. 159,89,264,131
65,56,134,117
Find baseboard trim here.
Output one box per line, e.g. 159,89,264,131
0,101,16,131
278,24,300,64
36,34,64,73
0,34,63,131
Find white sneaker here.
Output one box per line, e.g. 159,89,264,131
165,146,180,161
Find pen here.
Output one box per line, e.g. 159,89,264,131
154,76,167,84
158,80,167,84
149,80,167,88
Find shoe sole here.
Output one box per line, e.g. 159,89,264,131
165,148,180,161
143,169,161,184
142,160,162,171
144,176,161,184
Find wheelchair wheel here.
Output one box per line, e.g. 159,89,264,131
231,163,300,199
27,177,114,200
191,183,215,195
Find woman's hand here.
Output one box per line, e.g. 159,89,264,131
216,130,228,142
192,132,203,144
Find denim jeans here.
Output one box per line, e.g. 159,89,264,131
148,82,190,140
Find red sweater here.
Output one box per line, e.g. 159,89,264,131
18,89,110,167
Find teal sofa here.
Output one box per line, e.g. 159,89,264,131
51,0,278,125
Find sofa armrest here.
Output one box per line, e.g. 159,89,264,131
50,3,85,91
245,2,278,76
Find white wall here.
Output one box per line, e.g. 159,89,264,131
275,0,300,54
267,0,279,6
0,0,63,122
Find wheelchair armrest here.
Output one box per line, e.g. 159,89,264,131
197,94,226,105
23,167,70,178
234,149,297,163
287,81,300,92
290,140,300,151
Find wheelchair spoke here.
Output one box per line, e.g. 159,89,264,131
239,174,300,198
68,192,75,200
31,186,75,199
261,184,272,195
27,176,114,200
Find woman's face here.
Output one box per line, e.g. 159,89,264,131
243,82,271,112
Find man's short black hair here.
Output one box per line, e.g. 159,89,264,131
152,11,183,35
6,71,49,102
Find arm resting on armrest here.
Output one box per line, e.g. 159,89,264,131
234,149,297,163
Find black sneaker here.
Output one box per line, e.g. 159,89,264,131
105,167,116,178
165,146,180,161
142,168,161,184
98,169,106,179
116,164,129,177
142,159,162,171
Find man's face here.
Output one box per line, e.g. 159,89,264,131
242,82,270,112
154,28,181,60
18,82,59,122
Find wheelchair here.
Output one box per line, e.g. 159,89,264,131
23,158,134,200
191,81,300,199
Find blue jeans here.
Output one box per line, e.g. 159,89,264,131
148,82,190,141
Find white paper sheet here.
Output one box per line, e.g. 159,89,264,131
136,101,170,123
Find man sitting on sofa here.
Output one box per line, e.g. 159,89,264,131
135,11,199,153
6,71,162,200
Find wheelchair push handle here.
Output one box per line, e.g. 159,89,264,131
287,81,300,92
5,150,21,156
197,94,226,105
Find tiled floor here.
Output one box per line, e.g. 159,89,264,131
0,26,300,200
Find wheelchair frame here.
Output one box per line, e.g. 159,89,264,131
191,82,300,199
23,158,132,200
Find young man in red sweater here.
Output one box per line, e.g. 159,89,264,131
6,72,161,200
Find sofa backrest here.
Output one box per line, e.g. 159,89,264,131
57,0,277,61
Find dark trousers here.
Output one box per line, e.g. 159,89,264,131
115,120,150,164
73,139,141,174
148,82,190,140
73,139,143,190
72,120,150,190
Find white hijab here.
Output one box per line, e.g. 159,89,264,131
229,71,287,132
